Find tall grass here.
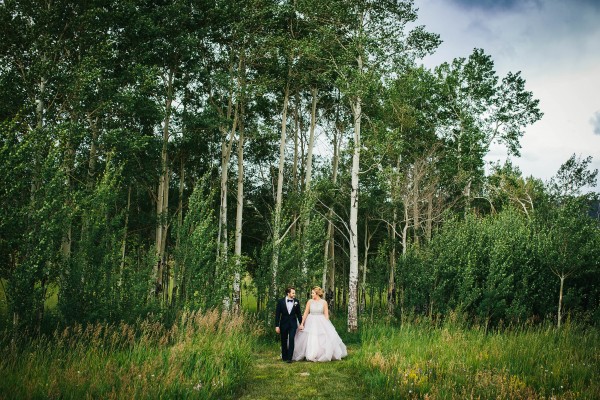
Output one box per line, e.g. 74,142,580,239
354,315,600,399
0,309,261,399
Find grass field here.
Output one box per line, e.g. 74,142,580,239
1,279,599,399
2,312,599,399
354,317,600,399
0,310,260,399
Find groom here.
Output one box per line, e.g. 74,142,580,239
275,286,302,363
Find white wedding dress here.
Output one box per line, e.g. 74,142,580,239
292,300,347,362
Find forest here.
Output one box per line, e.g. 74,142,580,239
1,0,599,336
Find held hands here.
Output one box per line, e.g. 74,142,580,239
299,324,304,331
275,327,280,334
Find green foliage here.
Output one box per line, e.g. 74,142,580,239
173,180,219,310
404,210,550,324
277,195,327,300
549,154,598,198
0,0,596,335
392,200,600,327
1,121,70,329
58,161,127,323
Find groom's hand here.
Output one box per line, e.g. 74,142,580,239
275,327,280,334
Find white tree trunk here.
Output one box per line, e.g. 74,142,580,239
402,202,409,255
173,158,185,305
413,169,420,246
558,274,565,328
360,216,370,312
79,114,99,260
426,189,433,242
29,76,45,204
388,206,397,315
303,88,318,193
86,114,99,190
322,220,332,293
290,93,300,237
219,104,238,311
301,87,318,280
61,142,72,261
152,68,173,296
323,121,340,300
271,83,290,298
233,88,245,314
119,186,131,289
388,155,401,315
348,91,361,332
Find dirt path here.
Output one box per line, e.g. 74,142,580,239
236,342,363,400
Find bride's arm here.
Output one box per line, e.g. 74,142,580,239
323,300,330,320
299,300,311,329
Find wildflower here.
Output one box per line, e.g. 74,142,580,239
193,382,203,391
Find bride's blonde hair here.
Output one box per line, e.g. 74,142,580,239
312,286,324,297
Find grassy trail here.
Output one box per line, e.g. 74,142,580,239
237,342,364,400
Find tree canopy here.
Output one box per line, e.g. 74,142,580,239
0,0,598,333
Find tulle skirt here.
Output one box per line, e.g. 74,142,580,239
292,314,347,362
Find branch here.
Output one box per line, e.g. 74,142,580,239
472,195,497,214
275,214,301,246
374,216,408,240
315,199,351,245
360,160,381,175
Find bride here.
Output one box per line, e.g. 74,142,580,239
292,286,347,362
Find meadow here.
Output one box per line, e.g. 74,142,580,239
0,310,260,399
355,316,600,399
1,307,599,399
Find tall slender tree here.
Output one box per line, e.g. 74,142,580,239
321,0,440,331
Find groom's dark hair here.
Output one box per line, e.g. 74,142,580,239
285,286,295,294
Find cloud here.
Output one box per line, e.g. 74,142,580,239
449,0,599,13
448,0,541,12
417,0,600,193
592,112,600,135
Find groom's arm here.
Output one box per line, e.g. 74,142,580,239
295,302,302,323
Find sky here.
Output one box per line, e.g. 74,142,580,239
415,0,600,192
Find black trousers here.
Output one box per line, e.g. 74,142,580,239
280,325,297,361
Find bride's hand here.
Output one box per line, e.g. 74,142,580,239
299,324,304,331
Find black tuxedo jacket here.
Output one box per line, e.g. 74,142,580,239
275,297,302,330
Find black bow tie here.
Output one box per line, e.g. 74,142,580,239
287,299,293,302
